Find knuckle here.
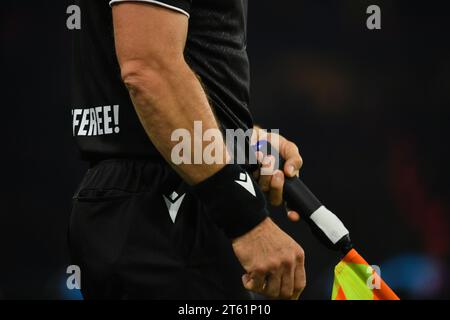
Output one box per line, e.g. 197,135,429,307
266,260,280,273
281,255,295,268
290,143,300,155
253,264,266,275
287,141,298,152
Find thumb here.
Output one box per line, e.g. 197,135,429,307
287,211,301,222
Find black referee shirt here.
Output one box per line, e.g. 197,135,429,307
71,0,253,161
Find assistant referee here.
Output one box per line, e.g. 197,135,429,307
70,0,305,300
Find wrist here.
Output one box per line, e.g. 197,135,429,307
231,217,273,244
189,164,269,239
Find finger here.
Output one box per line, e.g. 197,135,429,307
287,211,301,222
252,151,264,180
281,142,303,177
244,271,266,292
259,155,275,192
293,255,306,299
262,273,282,299
284,203,301,222
279,261,295,299
269,170,284,206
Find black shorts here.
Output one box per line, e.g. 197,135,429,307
69,159,251,300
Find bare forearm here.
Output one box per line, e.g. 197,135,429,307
122,59,228,185
112,4,228,185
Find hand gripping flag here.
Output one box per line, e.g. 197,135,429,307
256,140,400,300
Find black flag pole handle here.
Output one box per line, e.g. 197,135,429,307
255,140,353,254
283,175,353,254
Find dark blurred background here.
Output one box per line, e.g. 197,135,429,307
1,0,449,299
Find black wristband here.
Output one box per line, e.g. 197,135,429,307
189,164,269,239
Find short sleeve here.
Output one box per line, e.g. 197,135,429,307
109,0,191,18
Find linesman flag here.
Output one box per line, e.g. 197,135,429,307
332,249,399,300
281,160,400,300
257,140,400,300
